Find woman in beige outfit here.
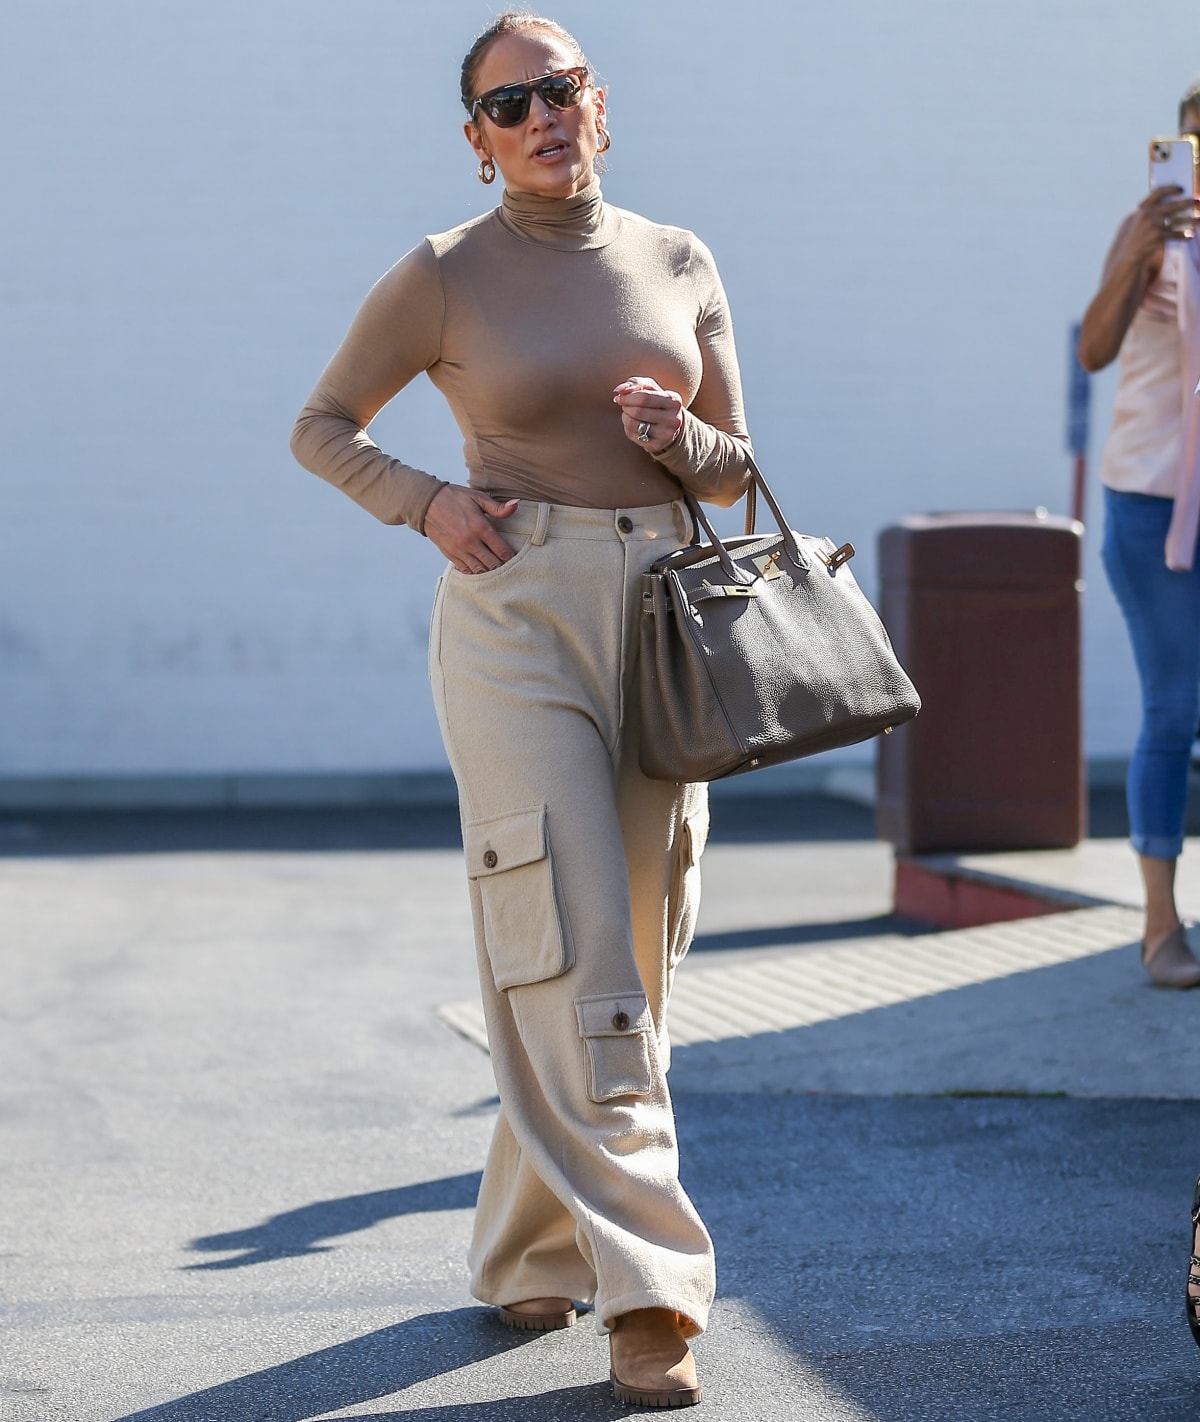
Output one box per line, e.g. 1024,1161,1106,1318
290,13,752,1408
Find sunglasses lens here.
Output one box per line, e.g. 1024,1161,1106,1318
539,74,584,109
484,89,531,128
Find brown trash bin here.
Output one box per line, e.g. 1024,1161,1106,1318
876,511,1085,854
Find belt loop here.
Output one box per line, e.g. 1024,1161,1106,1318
672,498,690,542
531,502,551,546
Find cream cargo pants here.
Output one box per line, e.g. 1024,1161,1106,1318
428,498,714,1335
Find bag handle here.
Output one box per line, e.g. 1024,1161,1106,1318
681,451,806,585
744,480,757,536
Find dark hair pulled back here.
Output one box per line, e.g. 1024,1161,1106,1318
460,11,592,113
1182,75,1200,128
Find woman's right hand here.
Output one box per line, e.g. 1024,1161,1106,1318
1121,185,1200,265
1078,185,1200,371
423,484,519,573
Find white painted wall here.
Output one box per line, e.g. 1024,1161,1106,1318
1,0,1194,780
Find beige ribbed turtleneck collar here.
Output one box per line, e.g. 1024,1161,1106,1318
496,178,622,251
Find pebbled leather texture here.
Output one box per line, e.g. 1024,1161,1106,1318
638,461,920,783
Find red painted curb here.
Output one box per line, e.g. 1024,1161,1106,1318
895,858,1068,931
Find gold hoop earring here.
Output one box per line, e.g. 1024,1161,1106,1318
478,157,496,185
596,127,611,154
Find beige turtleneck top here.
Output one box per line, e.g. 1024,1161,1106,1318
290,181,752,531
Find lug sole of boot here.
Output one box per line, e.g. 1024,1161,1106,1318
610,1371,703,1408
496,1304,576,1332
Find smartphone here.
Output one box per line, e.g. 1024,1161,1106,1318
1149,135,1199,238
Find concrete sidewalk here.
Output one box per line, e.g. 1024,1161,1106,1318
442,841,1200,1100
3,801,1200,1420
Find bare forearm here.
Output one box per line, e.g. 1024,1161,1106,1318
1077,187,1199,371
1078,251,1150,372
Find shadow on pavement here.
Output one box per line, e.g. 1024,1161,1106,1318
691,912,929,953
295,1386,622,1420
0,786,1141,859
184,1172,482,1270
677,1094,1200,1422
0,794,879,858
0,804,468,858
111,1309,624,1422
120,1099,1200,1421
0,787,1141,859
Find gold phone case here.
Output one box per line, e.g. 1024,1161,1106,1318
1150,136,1199,238
1149,135,1200,195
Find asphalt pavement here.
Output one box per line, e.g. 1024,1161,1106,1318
3,793,1200,1421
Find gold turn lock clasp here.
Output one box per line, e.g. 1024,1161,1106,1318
698,579,759,599
819,542,855,571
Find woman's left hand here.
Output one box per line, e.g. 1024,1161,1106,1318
613,377,685,454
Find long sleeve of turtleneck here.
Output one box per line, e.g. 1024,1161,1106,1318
290,243,448,531
647,243,752,501
291,183,751,521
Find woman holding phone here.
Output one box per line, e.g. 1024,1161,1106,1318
1079,79,1200,991
1079,75,1200,1358
291,11,753,1408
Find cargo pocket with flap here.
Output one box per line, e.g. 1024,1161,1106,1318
574,992,654,1103
464,806,573,991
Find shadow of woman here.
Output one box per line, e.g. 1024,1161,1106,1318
183,1171,482,1269
111,1308,622,1421
316,1382,622,1419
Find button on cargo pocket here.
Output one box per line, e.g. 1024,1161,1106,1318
574,992,654,1102
464,806,573,991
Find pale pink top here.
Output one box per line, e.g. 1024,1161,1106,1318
1099,245,1184,499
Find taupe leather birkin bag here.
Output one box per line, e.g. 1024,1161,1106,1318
638,455,921,782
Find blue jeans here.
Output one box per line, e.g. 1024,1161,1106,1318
1102,487,1200,859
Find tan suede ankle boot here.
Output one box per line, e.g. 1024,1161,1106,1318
609,1307,702,1409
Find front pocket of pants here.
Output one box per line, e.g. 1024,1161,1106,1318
574,992,654,1102
464,805,573,991
446,528,535,587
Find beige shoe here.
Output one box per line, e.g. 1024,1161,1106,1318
496,1297,576,1332
609,1308,703,1409
1143,927,1200,989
